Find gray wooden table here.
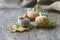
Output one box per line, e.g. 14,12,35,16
0,9,60,40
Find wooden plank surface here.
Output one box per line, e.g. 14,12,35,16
0,9,60,40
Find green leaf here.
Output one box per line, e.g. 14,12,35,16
34,4,38,11
48,22,56,27
25,26,30,30
16,24,21,29
37,21,56,28
25,24,33,31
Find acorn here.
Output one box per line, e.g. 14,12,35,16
21,18,30,27
18,17,30,27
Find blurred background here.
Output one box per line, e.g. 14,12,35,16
0,0,60,12
0,0,59,7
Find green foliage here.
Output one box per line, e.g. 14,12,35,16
27,4,38,12
37,21,56,28
16,24,21,29
25,24,33,31
11,24,33,32
34,4,38,11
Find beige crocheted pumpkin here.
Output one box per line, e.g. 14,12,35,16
27,11,38,18
35,16,50,24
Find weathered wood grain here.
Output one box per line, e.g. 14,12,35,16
0,9,60,40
